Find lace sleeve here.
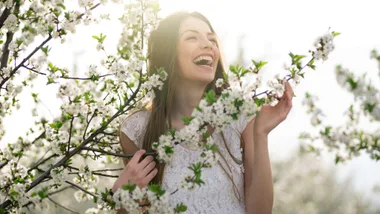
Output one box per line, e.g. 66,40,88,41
236,114,255,134
119,111,150,148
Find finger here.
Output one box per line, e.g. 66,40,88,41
138,155,154,169
285,81,294,98
143,168,158,184
129,149,146,165
141,160,156,176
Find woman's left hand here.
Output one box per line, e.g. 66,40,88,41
254,81,294,136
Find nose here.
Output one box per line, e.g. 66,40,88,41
201,37,213,49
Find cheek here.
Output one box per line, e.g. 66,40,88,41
177,45,193,70
213,48,221,62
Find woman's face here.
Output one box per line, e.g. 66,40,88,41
176,16,220,85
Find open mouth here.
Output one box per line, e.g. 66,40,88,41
193,55,213,68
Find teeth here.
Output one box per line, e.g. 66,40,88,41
193,55,213,65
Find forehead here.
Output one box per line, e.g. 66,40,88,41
179,16,213,35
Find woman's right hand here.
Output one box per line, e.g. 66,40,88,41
112,149,158,192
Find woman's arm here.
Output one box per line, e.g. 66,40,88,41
243,81,294,213
242,118,274,214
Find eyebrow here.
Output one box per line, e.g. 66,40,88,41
180,29,215,37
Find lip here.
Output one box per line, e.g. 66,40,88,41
195,64,213,71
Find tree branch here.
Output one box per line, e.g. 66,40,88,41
0,34,52,88
0,8,11,29
1,64,143,210
0,2,102,89
1,31,14,69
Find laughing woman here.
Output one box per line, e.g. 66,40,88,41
113,11,294,214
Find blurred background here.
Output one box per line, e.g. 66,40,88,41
2,0,380,213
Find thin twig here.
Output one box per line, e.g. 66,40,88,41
22,65,116,80
47,196,80,214
82,146,156,159
0,160,9,170
68,171,119,178
66,117,75,156
93,168,123,172
65,181,96,198
48,186,73,196
28,154,58,173
83,111,96,140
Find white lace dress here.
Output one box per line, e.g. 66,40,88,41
120,111,250,214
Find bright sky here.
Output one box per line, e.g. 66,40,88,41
2,0,380,208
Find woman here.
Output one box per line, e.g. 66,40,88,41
113,11,294,214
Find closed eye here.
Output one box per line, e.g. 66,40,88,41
209,38,217,44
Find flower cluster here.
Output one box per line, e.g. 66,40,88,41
335,65,380,120
112,184,185,213
300,92,380,162
313,32,338,60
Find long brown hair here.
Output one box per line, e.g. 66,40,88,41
141,11,228,184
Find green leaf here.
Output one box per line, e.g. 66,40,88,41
205,90,216,105
122,183,136,192
320,126,332,136
229,65,238,75
47,76,55,85
222,71,228,82
164,145,174,154
180,116,195,125
92,35,100,41
289,52,295,59
31,93,39,103
49,121,63,130
364,103,376,113
41,46,50,56
37,189,49,199
205,144,218,152
331,31,341,37
294,55,306,62
57,3,66,9
148,184,166,196
254,97,265,107
167,129,176,136
347,77,357,90
257,61,268,70
175,203,187,212
335,155,341,164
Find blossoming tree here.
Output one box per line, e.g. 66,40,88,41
300,49,380,164
0,0,338,213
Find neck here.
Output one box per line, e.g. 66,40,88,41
171,80,208,124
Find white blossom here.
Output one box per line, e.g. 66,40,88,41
216,78,224,88
4,13,18,32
